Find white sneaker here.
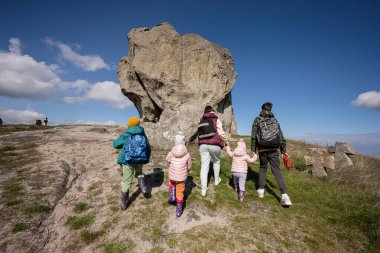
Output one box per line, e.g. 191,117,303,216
215,177,222,186
281,194,292,206
201,189,207,196
257,188,265,198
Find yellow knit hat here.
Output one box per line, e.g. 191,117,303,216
127,117,140,127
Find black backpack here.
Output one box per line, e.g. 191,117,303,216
257,116,281,147
197,117,216,139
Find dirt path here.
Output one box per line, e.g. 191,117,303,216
0,125,231,253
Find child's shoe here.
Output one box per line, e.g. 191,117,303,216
176,202,184,217
201,188,207,196
168,186,176,203
215,177,222,186
281,193,292,206
239,191,244,203
120,191,129,211
257,188,265,198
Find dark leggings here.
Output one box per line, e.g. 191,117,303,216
259,150,287,194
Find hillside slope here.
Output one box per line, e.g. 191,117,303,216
0,126,379,252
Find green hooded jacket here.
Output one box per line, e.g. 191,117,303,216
113,126,151,165
251,110,286,153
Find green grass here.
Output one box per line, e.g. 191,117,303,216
2,145,16,151
0,125,55,135
6,199,23,206
148,247,165,253
4,181,24,196
11,223,27,233
80,229,104,244
171,139,380,252
73,202,91,213
24,204,50,215
101,239,136,253
65,214,95,230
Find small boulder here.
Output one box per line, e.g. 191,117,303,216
335,142,356,155
335,152,353,167
311,166,328,178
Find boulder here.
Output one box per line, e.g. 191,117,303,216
335,152,353,168
311,166,328,178
335,142,356,155
118,22,237,148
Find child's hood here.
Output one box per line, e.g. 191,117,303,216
126,126,145,135
171,144,188,158
233,139,247,157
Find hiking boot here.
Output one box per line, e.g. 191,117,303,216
257,188,265,198
138,175,148,195
168,186,176,203
281,193,292,206
239,191,244,203
201,189,207,196
215,177,222,186
176,202,184,217
120,191,129,211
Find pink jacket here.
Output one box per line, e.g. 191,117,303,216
226,139,258,174
166,144,192,182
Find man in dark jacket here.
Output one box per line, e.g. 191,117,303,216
251,102,292,206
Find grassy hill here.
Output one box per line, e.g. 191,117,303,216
0,126,379,252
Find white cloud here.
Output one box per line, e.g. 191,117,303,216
0,38,64,99
9,38,22,54
61,81,132,109
73,120,117,125
0,38,131,110
0,107,45,124
44,37,110,71
352,91,380,110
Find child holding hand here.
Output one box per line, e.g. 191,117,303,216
226,139,258,202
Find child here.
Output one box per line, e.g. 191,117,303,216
226,139,258,202
166,132,192,217
113,116,151,211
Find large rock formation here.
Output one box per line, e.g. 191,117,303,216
118,22,237,148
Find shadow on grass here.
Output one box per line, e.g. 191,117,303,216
127,168,165,208
246,166,282,203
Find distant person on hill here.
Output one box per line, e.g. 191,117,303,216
113,117,151,211
251,102,292,206
166,131,192,217
226,139,258,202
0,118,3,126
197,105,229,196
44,117,48,126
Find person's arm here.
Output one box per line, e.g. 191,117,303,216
246,154,258,163
251,118,259,153
226,145,234,158
113,133,126,149
278,121,287,154
216,119,229,141
187,155,192,171
166,152,172,163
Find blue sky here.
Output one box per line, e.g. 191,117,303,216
1,1,379,142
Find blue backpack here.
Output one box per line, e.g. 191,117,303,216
124,134,150,164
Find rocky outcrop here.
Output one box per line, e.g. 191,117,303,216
118,22,237,148
303,142,356,177
304,148,335,178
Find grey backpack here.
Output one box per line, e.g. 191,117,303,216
257,116,281,147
